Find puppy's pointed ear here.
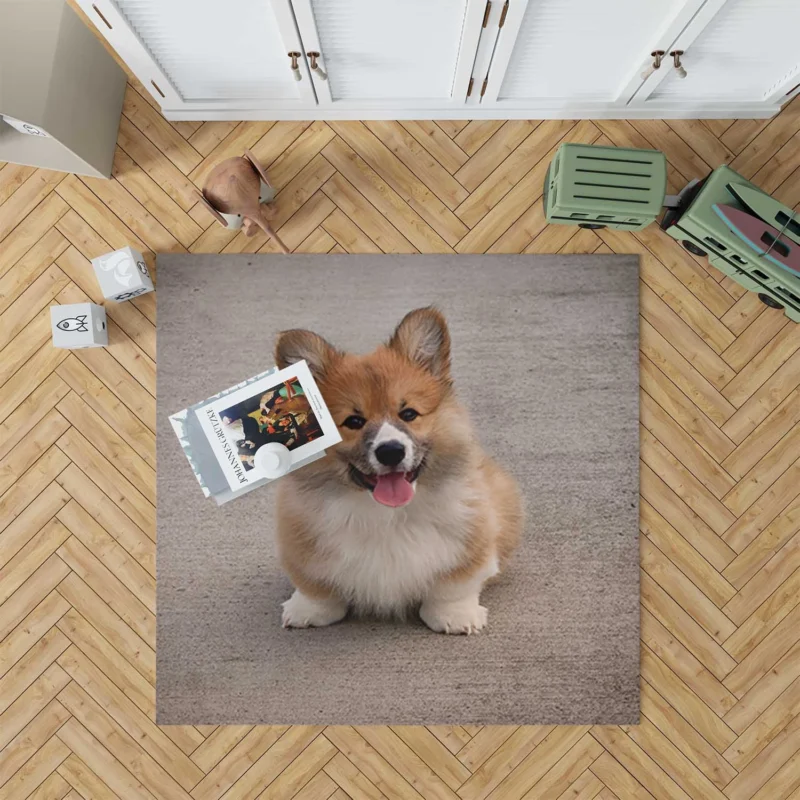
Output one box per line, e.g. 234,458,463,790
388,307,451,380
275,329,340,380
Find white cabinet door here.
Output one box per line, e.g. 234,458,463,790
479,0,709,111
633,0,800,109
290,0,486,109
76,0,315,113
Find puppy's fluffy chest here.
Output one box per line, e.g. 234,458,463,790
300,485,477,614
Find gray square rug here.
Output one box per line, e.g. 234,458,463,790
156,254,639,725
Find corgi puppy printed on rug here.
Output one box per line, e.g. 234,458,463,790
274,307,523,634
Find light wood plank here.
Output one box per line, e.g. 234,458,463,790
400,121,469,174
324,133,457,251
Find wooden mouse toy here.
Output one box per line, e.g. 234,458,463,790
197,149,290,253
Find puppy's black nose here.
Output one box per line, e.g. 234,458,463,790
375,441,406,467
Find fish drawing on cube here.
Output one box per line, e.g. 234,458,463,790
51,303,108,349
91,245,154,302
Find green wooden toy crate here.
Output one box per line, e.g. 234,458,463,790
661,165,800,323
544,143,667,231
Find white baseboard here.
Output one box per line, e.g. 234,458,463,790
163,103,780,122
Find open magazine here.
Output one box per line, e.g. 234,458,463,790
169,361,341,505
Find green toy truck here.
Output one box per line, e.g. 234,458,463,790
660,165,800,323
543,143,667,231
544,143,800,322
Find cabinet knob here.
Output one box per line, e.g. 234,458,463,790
307,52,328,81
641,50,665,81
288,52,302,81
670,50,687,79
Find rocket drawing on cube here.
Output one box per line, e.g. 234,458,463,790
91,246,154,302
50,303,108,349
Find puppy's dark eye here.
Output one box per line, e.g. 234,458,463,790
399,408,419,422
342,415,366,430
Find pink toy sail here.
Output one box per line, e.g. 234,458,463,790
727,183,800,246
713,204,800,276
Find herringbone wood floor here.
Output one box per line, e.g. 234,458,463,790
3,54,800,800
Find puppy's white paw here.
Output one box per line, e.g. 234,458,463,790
281,590,347,628
419,599,488,635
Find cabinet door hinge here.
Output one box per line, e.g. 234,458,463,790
482,0,492,27
467,77,474,97
499,0,509,27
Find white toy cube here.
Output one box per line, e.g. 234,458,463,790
51,303,108,349
91,246,154,302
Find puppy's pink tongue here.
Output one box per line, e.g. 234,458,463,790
372,473,414,508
